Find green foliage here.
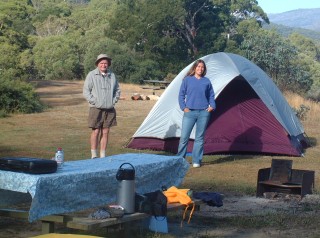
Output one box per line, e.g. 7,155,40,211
0,43,20,71
81,35,156,83
66,1,115,33
108,0,229,69
33,35,82,80
0,43,29,80
307,87,320,102
31,0,72,22
288,33,320,98
241,29,312,93
129,59,163,84
229,0,269,24
0,0,320,114
0,78,44,115
0,0,34,48
292,104,310,120
289,33,320,60
33,15,70,37
263,22,320,41
231,19,261,46
0,110,7,118
82,37,136,81
164,73,177,82
111,54,136,83
19,48,37,80
107,0,268,74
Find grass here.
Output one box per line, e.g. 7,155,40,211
1,80,320,237
1,80,320,195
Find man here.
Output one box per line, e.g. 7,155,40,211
83,54,121,158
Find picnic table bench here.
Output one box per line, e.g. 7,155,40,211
140,86,162,95
42,201,201,233
0,201,202,234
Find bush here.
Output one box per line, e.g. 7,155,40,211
82,37,138,82
0,110,7,118
164,73,177,82
129,59,163,84
292,104,310,120
0,79,45,115
32,36,82,80
307,87,320,102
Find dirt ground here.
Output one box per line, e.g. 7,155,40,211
1,194,320,238
166,193,320,238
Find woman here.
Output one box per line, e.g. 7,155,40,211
177,59,216,168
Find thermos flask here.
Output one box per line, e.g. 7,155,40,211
116,163,135,214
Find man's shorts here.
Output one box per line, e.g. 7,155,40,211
88,107,117,129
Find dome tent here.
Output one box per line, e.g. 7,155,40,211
127,52,308,156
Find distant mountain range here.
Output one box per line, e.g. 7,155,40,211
262,8,320,41
267,8,320,32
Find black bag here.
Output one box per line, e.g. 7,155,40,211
0,157,58,174
135,190,167,217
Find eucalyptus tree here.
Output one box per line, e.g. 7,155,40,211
182,0,228,56
241,29,312,93
289,33,320,100
108,0,228,74
0,0,40,83
65,0,117,33
0,0,35,40
289,33,320,62
32,35,82,80
0,0,34,71
229,0,269,29
31,0,72,23
0,0,44,115
107,0,269,75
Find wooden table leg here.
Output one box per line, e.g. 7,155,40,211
41,220,55,234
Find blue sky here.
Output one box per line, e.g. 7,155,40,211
258,0,320,14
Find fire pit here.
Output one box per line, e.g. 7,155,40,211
256,159,315,198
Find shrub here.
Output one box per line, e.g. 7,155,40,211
0,110,7,118
307,87,320,102
292,104,310,120
164,73,177,82
0,79,45,115
32,36,82,80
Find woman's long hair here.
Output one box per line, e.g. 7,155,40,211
185,59,207,78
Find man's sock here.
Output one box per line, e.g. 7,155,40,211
91,149,98,159
100,150,106,158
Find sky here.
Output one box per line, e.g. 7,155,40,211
257,0,320,14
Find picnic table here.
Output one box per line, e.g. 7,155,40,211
141,80,171,95
0,153,189,233
143,80,171,87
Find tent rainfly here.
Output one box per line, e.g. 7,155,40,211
127,52,308,157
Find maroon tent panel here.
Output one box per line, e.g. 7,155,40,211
127,77,303,156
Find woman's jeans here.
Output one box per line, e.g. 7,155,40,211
177,109,211,164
